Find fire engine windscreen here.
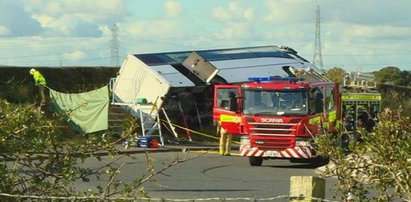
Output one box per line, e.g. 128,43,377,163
243,90,308,116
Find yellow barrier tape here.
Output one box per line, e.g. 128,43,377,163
160,119,241,145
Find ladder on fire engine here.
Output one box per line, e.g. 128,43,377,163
137,97,164,146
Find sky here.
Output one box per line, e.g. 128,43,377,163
0,0,410,72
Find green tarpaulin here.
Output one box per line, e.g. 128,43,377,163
50,86,109,134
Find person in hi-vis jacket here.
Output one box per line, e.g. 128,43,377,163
29,68,47,106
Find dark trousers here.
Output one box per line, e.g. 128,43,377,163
38,85,46,105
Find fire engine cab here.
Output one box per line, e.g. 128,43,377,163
213,76,339,166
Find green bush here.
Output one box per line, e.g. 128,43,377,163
316,108,411,201
380,91,411,118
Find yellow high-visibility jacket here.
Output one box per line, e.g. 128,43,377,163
33,70,47,86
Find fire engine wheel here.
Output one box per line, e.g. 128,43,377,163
289,158,311,163
249,157,263,166
309,156,329,168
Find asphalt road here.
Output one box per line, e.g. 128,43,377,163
75,151,338,201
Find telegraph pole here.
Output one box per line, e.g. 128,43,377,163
313,5,324,71
110,24,120,67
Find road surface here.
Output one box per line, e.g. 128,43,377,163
76,150,338,201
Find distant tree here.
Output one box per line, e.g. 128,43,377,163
399,70,411,86
324,67,346,84
374,66,402,85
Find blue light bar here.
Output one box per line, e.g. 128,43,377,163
247,76,304,82
248,76,271,81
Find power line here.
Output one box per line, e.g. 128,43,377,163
0,36,111,49
326,62,411,67
10,56,112,66
0,39,77,48
330,43,411,52
301,52,411,57
0,46,108,60
2,42,405,62
0,32,409,66
0,53,59,59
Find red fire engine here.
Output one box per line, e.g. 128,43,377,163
213,76,339,166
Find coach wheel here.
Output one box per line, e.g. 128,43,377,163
249,157,263,166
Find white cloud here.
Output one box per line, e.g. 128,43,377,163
263,0,313,23
211,2,256,41
31,13,105,37
215,22,253,40
63,50,87,61
125,20,182,38
24,0,128,23
262,0,411,27
262,29,306,42
212,2,255,22
164,0,182,17
23,0,128,37
32,14,55,27
343,24,411,40
0,26,10,35
243,8,254,21
45,15,79,36
212,7,231,21
100,25,113,36
124,0,184,37
324,0,411,26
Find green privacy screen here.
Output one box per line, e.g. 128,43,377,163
50,86,109,134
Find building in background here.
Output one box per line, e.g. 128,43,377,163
344,71,377,89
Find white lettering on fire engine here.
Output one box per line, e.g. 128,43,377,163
261,118,283,123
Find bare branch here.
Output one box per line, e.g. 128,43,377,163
103,162,126,197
